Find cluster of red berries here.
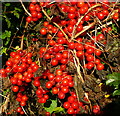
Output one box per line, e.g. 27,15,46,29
0,50,39,115
63,95,80,114
33,76,49,104
26,2,43,23
2,0,120,115
39,36,105,71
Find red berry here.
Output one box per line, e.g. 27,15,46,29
12,86,19,92
38,98,46,103
71,102,79,109
40,28,47,35
113,12,119,20
51,58,58,66
96,63,104,70
52,87,59,94
45,81,53,89
68,96,75,103
16,107,22,113
26,16,32,23
63,102,70,109
97,12,104,20
58,91,65,99
67,107,75,114
33,80,40,87
20,101,26,106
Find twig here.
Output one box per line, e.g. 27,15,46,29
72,4,101,40
20,22,28,50
41,7,69,41
72,49,93,112
21,106,28,116
19,0,31,16
0,93,9,99
75,22,95,38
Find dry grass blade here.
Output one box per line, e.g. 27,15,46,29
0,94,10,114
75,22,95,38
19,0,31,16
71,4,101,40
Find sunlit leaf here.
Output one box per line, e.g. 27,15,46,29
113,90,120,96
44,99,57,114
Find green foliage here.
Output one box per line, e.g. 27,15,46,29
106,72,120,96
3,15,11,28
2,2,25,58
44,99,65,114
12,7,22,19
2,89,10,96
2,30,11,40
112,24,118,33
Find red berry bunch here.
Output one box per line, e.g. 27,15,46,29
26,2,42,23
0,50,39,114
2,0,120,115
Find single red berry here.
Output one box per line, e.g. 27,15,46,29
96,63,104,70
12,86,19,92
40,28,47,35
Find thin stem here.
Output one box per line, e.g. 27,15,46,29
19,0,31,16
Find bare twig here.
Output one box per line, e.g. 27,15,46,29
72,4,101,40
41,7,69,41
19,0,31,16
20,22,28,50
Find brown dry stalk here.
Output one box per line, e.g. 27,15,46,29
75,22,95,38
72,50,93,111
19,0,31,16
20,22,28,50
0,94,10,114
72,4,101,40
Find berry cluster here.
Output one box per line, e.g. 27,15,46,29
0,50,39,115
26,2,43,23
1,0,120,115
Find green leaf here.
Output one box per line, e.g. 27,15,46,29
2,30,11,39
13,12,20,19
44,99,57,114
5,38,10,46
47,9,51,14
3,89,10,95
1,47,8,55
107,72,120,81
97,32,102,35
106,79,115,85
53,107,65,113
24,37,27,40
112,24,117,32
106,72,120,89
15,7,21,12
5,16,11,28
5,3,10,7
113,90,120,96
